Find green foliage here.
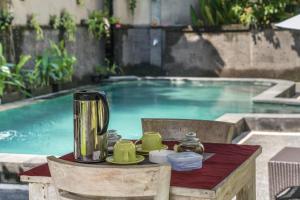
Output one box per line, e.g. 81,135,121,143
0,10,13,32
128,0,137,15
191,0,300,28
0,43,6,96
233,0,298,27
76,0,84,6
191,0,239,27
60,11,77,41
0,43,31,97
8,55,32,95
0,43,6,66
28,14,44,40
104,0,110,13
289,0,300,12
49,15,60,29
50,11,77,41
87,10,118,39
95,58,123,76
34,41,76,86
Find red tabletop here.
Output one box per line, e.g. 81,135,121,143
21,142,260,190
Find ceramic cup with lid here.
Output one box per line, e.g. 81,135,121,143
113,140,136,163
136,132,163,151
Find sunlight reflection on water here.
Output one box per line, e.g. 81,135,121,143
0,130,17,141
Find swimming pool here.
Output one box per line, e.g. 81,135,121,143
0,79,300,155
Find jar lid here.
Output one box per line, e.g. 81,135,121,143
185,132,196,138
74,90,106,101
182,132,200,144
108,130,121,141
182,139,200,146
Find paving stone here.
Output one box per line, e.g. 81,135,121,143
242,131,300,200
0,184,28,200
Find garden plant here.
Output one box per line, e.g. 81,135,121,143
191,0,300,27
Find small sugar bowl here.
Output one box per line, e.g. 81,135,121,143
108,130,122,153
175,132,204,154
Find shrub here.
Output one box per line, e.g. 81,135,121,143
0,43,31,97
0,10,13,32
27,14,44,40
95,58,123,76
34,41,76,86
49,10,77,41
191,0,300,28
191,0,239,27
87,10,119,39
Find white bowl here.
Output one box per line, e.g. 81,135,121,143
149,150,176,164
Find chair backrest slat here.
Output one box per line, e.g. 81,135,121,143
142,118,236,143
48,156,171,199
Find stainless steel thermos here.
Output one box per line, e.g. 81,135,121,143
73,91,109,162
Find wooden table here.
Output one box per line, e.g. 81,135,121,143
20,143,261,200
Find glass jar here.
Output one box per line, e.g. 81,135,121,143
176,132,204,155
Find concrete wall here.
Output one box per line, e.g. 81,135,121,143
114,28,300,80
113,0,151,25
164,29,300,79
10,0,103,25
161,0,198,26
114,28,164,75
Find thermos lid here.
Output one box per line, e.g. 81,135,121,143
74,90,106,101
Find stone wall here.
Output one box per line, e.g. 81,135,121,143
114,27,300,80
165,29,300,80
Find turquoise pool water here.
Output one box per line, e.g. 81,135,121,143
0,80,300,155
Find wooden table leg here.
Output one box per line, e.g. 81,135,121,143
236,162,256,200
29,182,58,200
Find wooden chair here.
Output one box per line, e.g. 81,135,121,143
142,118,236,143
47,156,171,200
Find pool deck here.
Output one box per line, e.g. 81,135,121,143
240,131,300,200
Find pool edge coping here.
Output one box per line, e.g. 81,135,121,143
0,84,98,112
105,76,299,106
0,76,298,112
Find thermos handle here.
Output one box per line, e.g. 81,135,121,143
134,136,143,145
99,93,110,135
